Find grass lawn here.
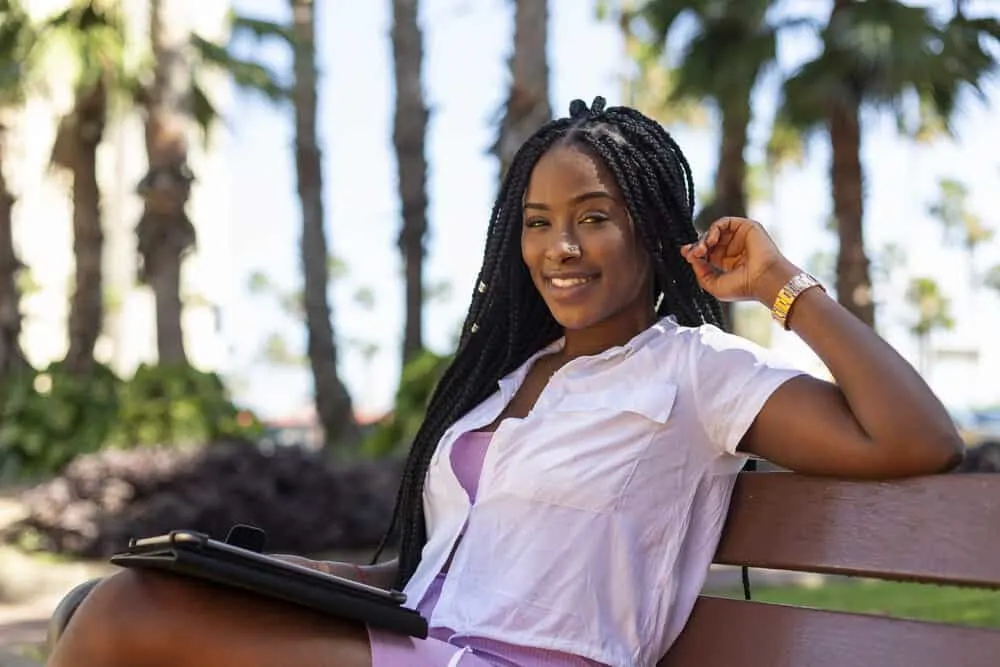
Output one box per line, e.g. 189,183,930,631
721,579,1000,628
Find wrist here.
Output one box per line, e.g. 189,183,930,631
753,258,802,306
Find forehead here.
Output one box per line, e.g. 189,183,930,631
525,144,621,201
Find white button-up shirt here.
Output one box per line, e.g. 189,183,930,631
403,317,804,666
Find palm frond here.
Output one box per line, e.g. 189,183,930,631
40,0,126,95
0,1,36,105
190,33,288,101
190,75,220,147
671,20,777,104
230,12,295,45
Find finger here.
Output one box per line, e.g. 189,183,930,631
684,253,717,290
706,224,721,247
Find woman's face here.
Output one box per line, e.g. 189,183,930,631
521,144,652,332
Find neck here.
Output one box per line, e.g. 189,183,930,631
559,308,656,360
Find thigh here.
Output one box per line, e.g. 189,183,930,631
48,568,372,667
369,627,499,667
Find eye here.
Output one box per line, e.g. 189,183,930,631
524,217,549,228
580,213,609,224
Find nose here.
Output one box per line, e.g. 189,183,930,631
545,233,582,263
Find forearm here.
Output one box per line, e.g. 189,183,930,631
759,260,962,461
326,558,399,589
271,554,400,589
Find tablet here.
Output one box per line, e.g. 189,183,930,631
111,528,427,638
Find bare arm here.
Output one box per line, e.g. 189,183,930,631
273,555,400,589
739,259,964,478
683,217,964,478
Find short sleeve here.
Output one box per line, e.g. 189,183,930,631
687,324,806,456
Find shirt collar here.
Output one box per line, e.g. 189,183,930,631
496,316,677,400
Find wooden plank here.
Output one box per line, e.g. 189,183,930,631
715,473,1000,588
659,595,1000,667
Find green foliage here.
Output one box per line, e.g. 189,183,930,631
779,1,1000,133
0,362,120,481
906,277,954,338
729,580,1000,629
363,350,451,458
0,0,37,107
0,362,261,481
107,363,262,449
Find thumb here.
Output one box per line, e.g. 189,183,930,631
682,249,718,292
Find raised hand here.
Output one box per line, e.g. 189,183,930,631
679,216,797,305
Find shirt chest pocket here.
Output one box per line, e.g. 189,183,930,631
492,382,678,513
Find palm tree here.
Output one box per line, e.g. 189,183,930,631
492,0,551,181
391,0,430,365
0,0,34,377
637,0,795,331
607,1,706,128
46,1,126,375
133,0,197,367
135,3,289,367
288,0,360,447
927,177,994,287
780,0,1000,328
640,0,790,232
905,276,954,376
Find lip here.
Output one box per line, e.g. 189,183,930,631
542,272,600,301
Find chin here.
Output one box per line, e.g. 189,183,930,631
548,307,605,331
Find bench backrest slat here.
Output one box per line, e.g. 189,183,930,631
714,473,1000,588
659,595,1000,667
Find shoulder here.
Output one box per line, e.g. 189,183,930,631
647,318,799,376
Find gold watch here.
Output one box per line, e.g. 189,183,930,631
771,272,824,330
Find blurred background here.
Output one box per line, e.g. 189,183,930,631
0,0,999,662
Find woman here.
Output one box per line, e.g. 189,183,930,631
47,98,963,667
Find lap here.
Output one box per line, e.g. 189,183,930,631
50,568,502,667
48,568,371,667
369,627,498,667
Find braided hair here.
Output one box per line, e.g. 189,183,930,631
374,96,724,588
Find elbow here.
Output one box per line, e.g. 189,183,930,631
923,430,966,474
936,434,966,473
880,429,966,477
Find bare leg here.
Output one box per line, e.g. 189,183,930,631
46,568,371,667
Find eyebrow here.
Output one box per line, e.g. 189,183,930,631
523,191,615,211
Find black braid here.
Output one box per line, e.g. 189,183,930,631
374,97,723,589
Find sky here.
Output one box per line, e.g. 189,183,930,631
221,0,1000,421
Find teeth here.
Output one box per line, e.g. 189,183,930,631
550,276,594,288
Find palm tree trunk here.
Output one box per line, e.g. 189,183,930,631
829,98,874,328
0,140,27,376
715,106,750,220
693,104,750,332
290,0,360,448
827,0,874,328
64,81,107,374
493,0,551,180
136,0,194,366
391,0,429,365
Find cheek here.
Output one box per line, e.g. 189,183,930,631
521,235,542,276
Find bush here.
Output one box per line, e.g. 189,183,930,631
0,362,262,482
4,439,404,558
363,350,451,457
107,363,263,448
0,362,121,481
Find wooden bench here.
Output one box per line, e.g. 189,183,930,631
47,472,1000,666
660,472,1000,667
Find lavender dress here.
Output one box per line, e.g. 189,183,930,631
367,431,606,667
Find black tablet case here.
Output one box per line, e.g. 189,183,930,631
110,527,428,639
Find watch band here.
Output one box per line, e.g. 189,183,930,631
771,272,824,330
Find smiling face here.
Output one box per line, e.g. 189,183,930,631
521,143,653,333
